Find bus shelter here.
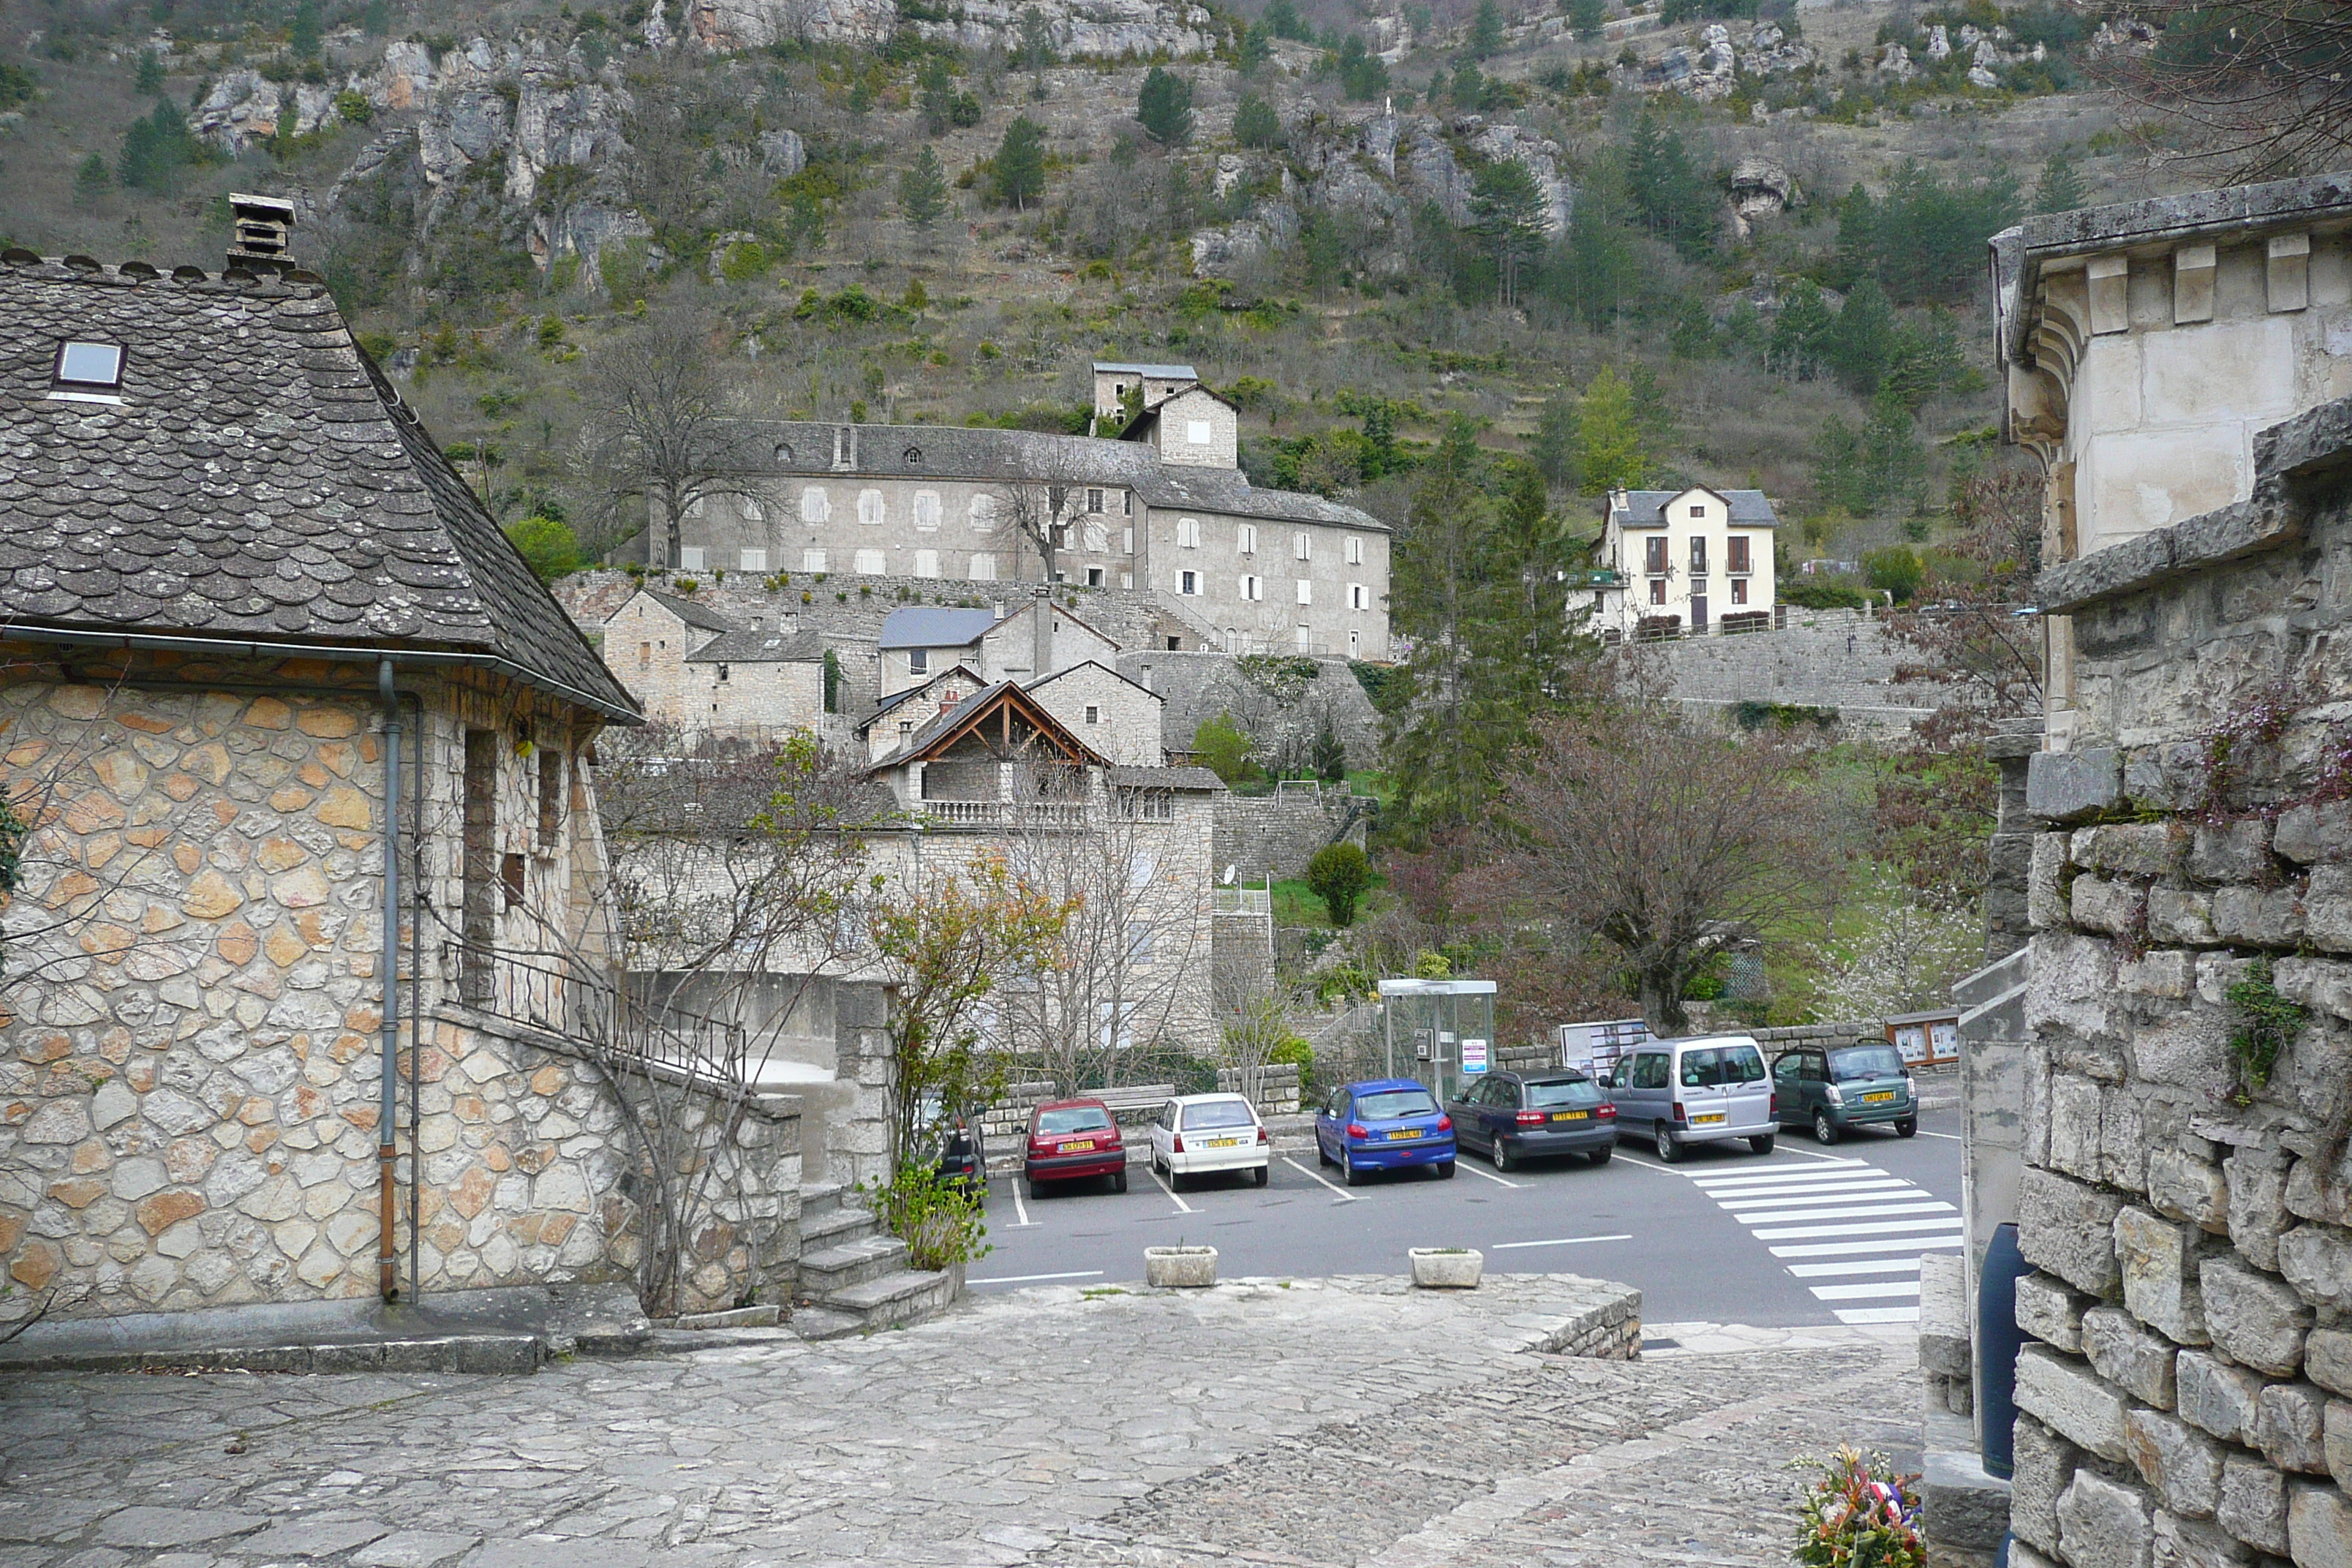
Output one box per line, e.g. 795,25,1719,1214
1378,978,1498,1102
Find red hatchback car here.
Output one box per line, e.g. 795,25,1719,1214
1025,1097,1129,1198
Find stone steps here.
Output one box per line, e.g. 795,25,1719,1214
797,1268,960,1339
800,1200,881,1253
798,1233,912,1297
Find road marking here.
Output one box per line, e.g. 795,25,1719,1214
967,1270,1106,1285
1707,1181,1917,1206
1724,1199,1956,1225
1787,1258,1929,1278
1779,1147,1873,1166
1009,1183,1034,1229
1809,1280,1924,1301
1770,1236,1965,1259
1150,1164,1195,1215
1281,1155,1360,1202
1488,1233,1633,1251
1833,1305,1925,1324
1458,1159,1522,1189
1692,1165,1891,1188
1750,1217,1965,1241
1915,1130,1962,1141
1606,1154,1689,1175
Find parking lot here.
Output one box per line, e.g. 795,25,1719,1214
973,1103,1964,1328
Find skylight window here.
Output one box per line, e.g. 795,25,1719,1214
56,342,124,388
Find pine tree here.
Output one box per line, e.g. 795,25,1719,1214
1627,115,1715,260
898,144,949,233
1575,367,1650,494
1264,0,1310,41
2033,151,2087,215
1568,0,1605,39
134,52,165,95
1018,5,1054,99
1137,65,1194,144
1471,157,1547,306
1234,93,1281,148
1830,276,1896,396
1768,279,1836,381
1237,23,1270,75
362,0,390,34
290,0,323,58
992,115,1047,209
73,152,111,203
1467,0,1504,57
118,97,203,195
1451,61,1483,107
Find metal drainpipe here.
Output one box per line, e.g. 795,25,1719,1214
377,659,404,1302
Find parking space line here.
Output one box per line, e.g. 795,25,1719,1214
968,1270,1106,1285
1780,1147,1873,1166
1281,1155,1360,1202
1150,1164,1195,1215
1915,1130,1962,1140
1488,1233,1632,1251
1607,1154,1690,1175
1458,1160,1521,1189
1008,1182,1034,1229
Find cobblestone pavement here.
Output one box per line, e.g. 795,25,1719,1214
0,1278,1919,1568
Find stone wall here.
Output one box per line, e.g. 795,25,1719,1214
0,660,797,1327
1994,399,2352,1568
1117,649,1383,772
1630,610,1960,733
1215,783,1373,882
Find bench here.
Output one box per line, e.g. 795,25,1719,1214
1094,1084,1177,1123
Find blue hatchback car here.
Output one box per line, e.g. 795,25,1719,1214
1315,1078,1457,1186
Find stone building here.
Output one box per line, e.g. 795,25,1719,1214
600,585,826,735
0,233,807,1330
1992,173,2352,748
1591,485,1781,637
644,368,1394,661
1931,174,2352,1567
875,600,1119,698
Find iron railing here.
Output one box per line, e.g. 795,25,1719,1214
442,942,747,1082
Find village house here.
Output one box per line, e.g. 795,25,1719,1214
875,600,1120,698
600,585,828,736
646,364,1395,661
1591,486,1781,637
0,211,805,1333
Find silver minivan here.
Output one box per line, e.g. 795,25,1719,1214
1602,1034,1776,1161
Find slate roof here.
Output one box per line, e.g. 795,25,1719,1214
1093,361,1199,380
719,421,1392,534
641,588,736,635
1608,489,1779,527
0,255,638,720
867,679,1109,772
1026,658,1160,703
1107,765,1224,791
682,628,826,664
877,606,999,650
859,662,990,733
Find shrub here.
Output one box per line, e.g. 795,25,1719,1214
1306,842,1373,927
503,515,585,583
1193,710,1262,785
1781,576,1869,611
863,1164,990,1270
1863,546,1923,603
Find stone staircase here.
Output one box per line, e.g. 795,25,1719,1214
790,1183,960,1341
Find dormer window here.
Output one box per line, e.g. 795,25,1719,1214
1690,504,1706,519
53,341,124,401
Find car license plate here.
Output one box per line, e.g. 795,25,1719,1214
1209,1137,1241,1147
1862,1091,1896,1103
1551,1110,1588,1121
1064,1139,1096,1152
1692,1112,1726,1125
1386,1128,1421,1140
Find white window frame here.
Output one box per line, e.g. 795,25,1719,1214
858,489,886,527
678,546,706,571
909,647,930,675
800,486,830,524
1294,532,1311,561
1237,524,1256,557
1240,574,1263,601
1346,535,1365,565
739,548,768,573
1084,704,1100,725
1180,570,1200,596
854,548,886,575
970,552,998,581
914,549,941,578
1295,579,1313,606
1177,517,1201,549
1085,519,1109,553
970,494,997,530
1186,419,1213,445
1349,582,1368,611
913,491,942,532
802,548,827,573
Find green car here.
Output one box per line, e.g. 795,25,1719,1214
1771,1041,1919,1144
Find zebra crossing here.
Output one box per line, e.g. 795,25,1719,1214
1689,1158,1961,1326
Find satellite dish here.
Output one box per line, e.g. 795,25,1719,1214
1221,864,1237,885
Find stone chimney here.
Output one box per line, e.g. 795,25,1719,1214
225,193,298,275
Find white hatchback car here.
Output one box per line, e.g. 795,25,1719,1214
1147,1094,1270,1189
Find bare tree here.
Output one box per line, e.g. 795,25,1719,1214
1469,704,1842,1035
571,302,777,564
990,764,1213,1090
2101,2,2352,181
990,478,1071,585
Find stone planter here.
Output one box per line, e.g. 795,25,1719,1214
1145,1245,1218,1289
1409,1248,1483,1289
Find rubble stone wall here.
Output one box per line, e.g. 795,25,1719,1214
2005,399,2352,1568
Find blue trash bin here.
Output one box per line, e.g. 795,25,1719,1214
1978,1221,2029,1480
